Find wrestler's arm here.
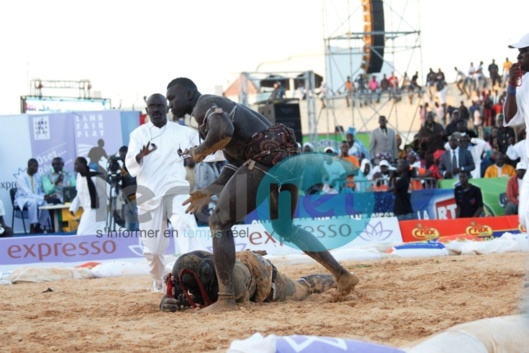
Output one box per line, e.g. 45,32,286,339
191,107,234,163
206,152,242,195
183,153,242,214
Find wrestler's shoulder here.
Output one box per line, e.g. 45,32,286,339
198,94,235,110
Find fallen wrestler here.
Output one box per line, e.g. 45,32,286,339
160,250,337,312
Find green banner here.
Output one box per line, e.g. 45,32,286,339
438,177,508,216
302,132,369,152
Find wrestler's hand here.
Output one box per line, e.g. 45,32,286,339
160,296,179,312
182,189,212,214
182,147,206,163
509,63,524,86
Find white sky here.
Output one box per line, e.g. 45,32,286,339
0,0,527,115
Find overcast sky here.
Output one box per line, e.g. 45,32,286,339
0,0,527,115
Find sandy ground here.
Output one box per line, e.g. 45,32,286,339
1,252,528,353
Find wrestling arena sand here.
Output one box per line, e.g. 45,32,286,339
1,252,527,353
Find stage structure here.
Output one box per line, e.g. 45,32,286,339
21,79,111,114
237,70,319,143
321,0,423,142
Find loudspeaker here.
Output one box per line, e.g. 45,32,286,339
361,0,385,74
257,103,302,143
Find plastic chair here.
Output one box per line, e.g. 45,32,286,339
9,188,29,234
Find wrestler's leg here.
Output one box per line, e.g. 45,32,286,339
270,183,359,295
298,274,336,294
237,251,271,303
233,262,252,303
201,166,265,312
270,264,335,301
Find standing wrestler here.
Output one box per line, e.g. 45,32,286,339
166,78,358,312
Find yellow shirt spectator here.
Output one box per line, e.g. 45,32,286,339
484,160,516,178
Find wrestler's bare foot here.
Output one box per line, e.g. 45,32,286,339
198,298,237,313
336,272,359,295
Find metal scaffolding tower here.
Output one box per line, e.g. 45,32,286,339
321,0,423,140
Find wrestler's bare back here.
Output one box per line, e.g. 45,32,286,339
193,95,272,161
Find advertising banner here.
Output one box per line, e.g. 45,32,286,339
73,110,124,168
29,113,77,174
399,215,522,243
0,218,403,271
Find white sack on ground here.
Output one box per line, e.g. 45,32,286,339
403,315,529,353
8,266,94,283
90,261,150,278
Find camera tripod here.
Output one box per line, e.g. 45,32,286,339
106,172,123,232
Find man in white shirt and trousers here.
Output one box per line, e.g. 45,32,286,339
126,93,204,292
503,32,529,316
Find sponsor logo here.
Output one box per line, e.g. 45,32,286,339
465,222,493,237
434,197,457,219
358,221,393,241
411,223,440,240
7,240,117,261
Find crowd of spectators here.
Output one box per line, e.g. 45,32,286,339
302,61,524,217
332,59,511,130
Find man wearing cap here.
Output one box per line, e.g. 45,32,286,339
503,32,529,227
505,162,527,215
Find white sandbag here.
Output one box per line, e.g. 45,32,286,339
404,315,529,353
459,237,523,255
90,261,150,278
266,248,381,267
499,232,529,252
227,333,405,353
0,279,12,285
388,242,448,258
7,266,94,283
331,247,383,261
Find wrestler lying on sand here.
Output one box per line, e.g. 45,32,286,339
160,250,337,312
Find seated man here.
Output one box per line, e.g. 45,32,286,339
505,162,526,215
15,158,50,233
42,157,76,204
160,250,337,312
484,152,516,178
0,199,14,237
